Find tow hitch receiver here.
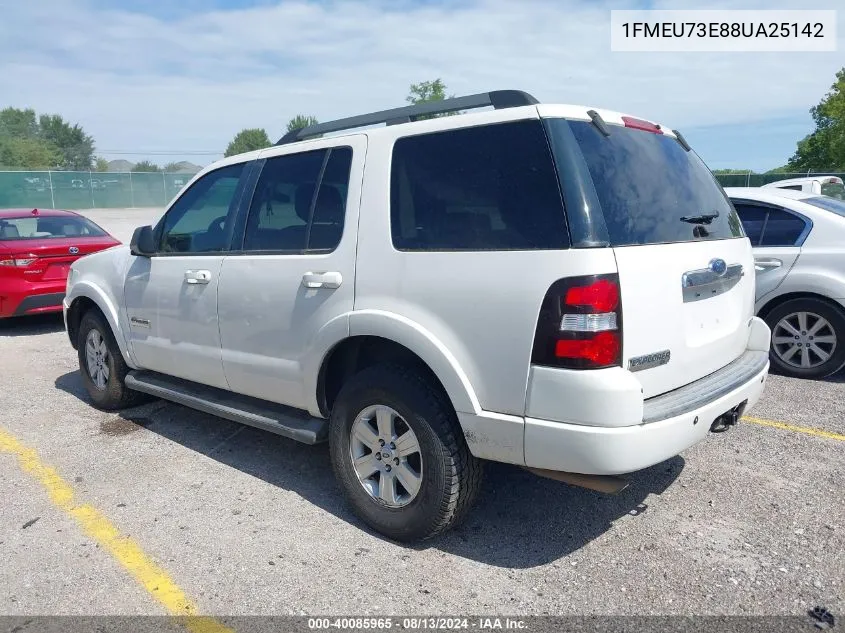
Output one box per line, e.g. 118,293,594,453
710,400,747,433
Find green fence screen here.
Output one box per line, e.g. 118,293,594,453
0,171,195,209
712,172,845,188
1,170,843,210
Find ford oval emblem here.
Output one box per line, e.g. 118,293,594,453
69,246,79,254
709,258,727,276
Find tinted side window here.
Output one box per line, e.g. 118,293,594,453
760,209,806,246
160,163,245,253
778,185,804,191
390,121,568,251
308,148,353,251
732,203,767,245
243,147,352,252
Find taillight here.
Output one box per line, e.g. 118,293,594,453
621,116,663,135
0,255,38,267
531,273,623,369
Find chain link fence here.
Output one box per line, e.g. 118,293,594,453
1,169,843,210
0,170,196,209
712,171,845,188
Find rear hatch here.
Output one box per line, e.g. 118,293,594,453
545,115,754,399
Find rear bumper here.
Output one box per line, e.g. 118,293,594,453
523,354,769,475
0,289,65,318
459,316,772,476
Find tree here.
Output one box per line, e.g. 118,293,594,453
164,161,181,172
132,160,162,172
406,79,458,119
286,115,319,134
0,107,96,170
38,114,95,170
224,128,271,157
0,108,56,169
787,67,845,172
0,137,59,170
0,108,39,139
94,157,109,172
765,165,792,174
712,169,754,174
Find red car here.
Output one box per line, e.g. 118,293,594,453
0,208,120,318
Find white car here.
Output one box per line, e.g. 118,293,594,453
63,90,770,541
762,175,844,200
726,186,845,379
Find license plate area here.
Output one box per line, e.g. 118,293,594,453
42,262,70,280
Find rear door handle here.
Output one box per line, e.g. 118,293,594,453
184,269,212,284
302,271,342,289
754,258,782,272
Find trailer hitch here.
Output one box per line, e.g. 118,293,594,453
710,400,748,433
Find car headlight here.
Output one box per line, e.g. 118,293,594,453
66,267,78,294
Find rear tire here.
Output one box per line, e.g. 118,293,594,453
329,363,483,542
764,298,845,379
77,310,147,410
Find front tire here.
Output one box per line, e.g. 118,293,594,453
329,364,483,542
77,310,146,410
764,298,845,379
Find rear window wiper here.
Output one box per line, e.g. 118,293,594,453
680,211,719,225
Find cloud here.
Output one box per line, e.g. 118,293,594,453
1,0,843,167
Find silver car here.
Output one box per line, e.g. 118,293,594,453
726,186,845,379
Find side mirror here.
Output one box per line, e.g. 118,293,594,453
130,225,156,257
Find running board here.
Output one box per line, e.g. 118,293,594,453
125,371,328,444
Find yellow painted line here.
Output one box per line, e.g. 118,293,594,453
0,428,233,633
742,415,845,442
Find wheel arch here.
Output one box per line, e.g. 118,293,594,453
757,291,845,321
309,311,481,420
66,283,135,366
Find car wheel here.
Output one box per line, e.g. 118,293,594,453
329,363,483,542
77,309,147,410
764,298,845,379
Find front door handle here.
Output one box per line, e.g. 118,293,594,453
185,269,212,284
754,258,782,272
302,271,342,289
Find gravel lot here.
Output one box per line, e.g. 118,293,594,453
0,208,842,618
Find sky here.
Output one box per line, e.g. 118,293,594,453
1,0,843,172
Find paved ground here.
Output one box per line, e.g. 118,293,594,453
0,208,842,618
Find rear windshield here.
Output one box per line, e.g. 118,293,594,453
561,120,743,246
802,195,845,216
0,215,108,240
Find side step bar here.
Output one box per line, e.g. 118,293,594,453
125,371,329,445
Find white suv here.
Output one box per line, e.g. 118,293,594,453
762,176,844,200
64,90,771,541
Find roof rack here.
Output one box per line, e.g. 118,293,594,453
276,89,539,145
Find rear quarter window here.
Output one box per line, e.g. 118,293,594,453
564,120,743,246
390,120,569,251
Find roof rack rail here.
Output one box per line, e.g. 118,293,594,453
276,89,539,145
